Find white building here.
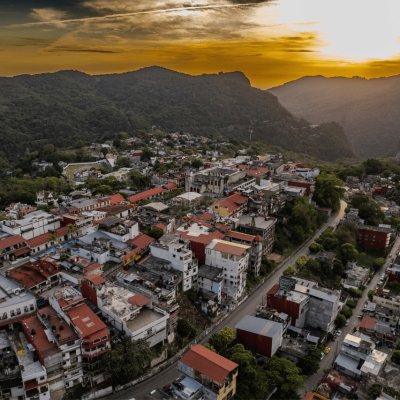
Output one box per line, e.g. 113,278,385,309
0,273,37,330
8,330,49,400
150,234,198,291
205,239,250,300
334,333,387,379
93,280,169,347
1,210,61,240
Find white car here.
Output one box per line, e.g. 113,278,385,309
336,329,342,336
345,320,349,327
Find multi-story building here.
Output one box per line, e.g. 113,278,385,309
237,214,277,256
372,289,400,312
0,234,31,263
206,239,250,300
5,202,37,219
1,210,61,240
207,193,249,218
185,166,246,194
267,277,340,331
7,259,61,296
49,286,111,388
0,331,24,400
235,315,283,358
150,233,198,291
388,256,400,283
223,231,262,276
83,277,170,347
0,273,37,329
59,197,111,214
178,344,239,400
8,330,50,400
22,305,83,398
357,224,391,250
334,333,387,379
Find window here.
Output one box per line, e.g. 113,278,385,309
16,308,21,315
102,336,108,341
10,310,15,317
66,340,75,347
70,350,77,356
2,313,6,320
24,306,28,313
30,304,35,311
173,254,175,258
93,339,100,344
147,328,152,335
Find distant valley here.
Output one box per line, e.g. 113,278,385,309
269,74,400,159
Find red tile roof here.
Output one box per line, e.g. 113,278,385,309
163,182,177,190
212,241,249,256
14,247,31,257
196,213,216,221
129,294,151,307
27,227,69,248
122,247,140,261
245,167,271,176
23,305,77,356
360,317,376,330
125,234,155,250
224,231,256,243
9,260,60,289
152,222,167,231
216,222,229,232
127,187,165,203
179,231,224,245
268,284,280,296
84,263,103,272
212,193,248,214
180,345,238,384
84,274,106,285
66,303,108,339
0,235,26,250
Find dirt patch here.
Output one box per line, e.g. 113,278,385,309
177,293,209,330
267,252,283,263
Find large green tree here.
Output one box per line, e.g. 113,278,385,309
264,356,306,400
100,338,151,386
313,172,345,212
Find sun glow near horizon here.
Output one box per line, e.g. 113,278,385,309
1,0,400,87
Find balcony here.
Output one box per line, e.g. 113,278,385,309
82,345,110,356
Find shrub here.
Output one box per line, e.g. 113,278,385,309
347,288,362,298
309,242,324,254
283,266,297,276
340,307,353,319
346,300,357,309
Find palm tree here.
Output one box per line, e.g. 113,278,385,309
67,224,78,238
48,232,58,245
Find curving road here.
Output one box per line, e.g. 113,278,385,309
106,201,347,400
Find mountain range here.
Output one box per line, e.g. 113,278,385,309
268,75,400,159
0,67,357,163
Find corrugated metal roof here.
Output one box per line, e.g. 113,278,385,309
235,315,282,337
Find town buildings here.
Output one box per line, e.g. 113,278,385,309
178,345,239,400
235,315,283,358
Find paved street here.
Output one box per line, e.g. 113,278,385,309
107,201,347,400
304,234,400,393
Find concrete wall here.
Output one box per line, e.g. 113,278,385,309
307,295,339,331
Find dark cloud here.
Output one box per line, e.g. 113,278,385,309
45,45,122,53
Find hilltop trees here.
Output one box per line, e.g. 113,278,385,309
313,172,345,212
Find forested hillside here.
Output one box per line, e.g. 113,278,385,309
268,75,400,159
0,67,357,163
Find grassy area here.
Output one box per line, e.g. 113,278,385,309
64,162,104,179
357,252,377,270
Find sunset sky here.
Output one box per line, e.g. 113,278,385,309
2,0,400,88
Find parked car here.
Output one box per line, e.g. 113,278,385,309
324,347,331,354
359,315,363,319
320,353,325,361
336,330,342,336
345,320,349,327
